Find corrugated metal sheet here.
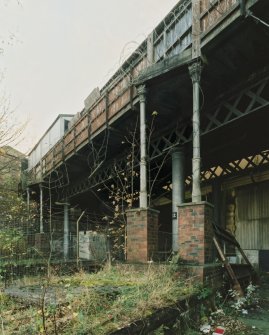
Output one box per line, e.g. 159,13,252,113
236,182,269,250
261,218,269,249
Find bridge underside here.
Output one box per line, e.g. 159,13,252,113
28,1,269,267
37,7,269,200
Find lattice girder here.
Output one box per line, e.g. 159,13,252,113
59,74,269,199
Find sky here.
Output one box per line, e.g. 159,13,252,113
0,0,179,154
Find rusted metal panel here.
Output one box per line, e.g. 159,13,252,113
54,142,62,156
46,159,53,173
46,151,53,164
75,114,88,134
76,128,88,147
108,75,130,104
74,115,89,148
54,154,62,166
91,111,106,133
44,151,54,174
132,57,148,78
200,0,237,33
64,141,75,156
108,89,131,119
64,129,74,146
91,98,106,120
53,141,63,165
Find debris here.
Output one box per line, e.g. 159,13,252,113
212,326,225,334
200,324,211,334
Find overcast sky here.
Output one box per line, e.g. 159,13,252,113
0,0,179,154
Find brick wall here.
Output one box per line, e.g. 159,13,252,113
178,202,215,264
126,208,159,263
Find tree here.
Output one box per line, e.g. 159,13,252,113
0,146,37,228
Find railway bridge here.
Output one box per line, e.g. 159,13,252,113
23,0,269,275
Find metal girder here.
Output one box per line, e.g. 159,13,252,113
184,149,269,187
202,76,269,133
61,153,140,199
149,122,192,159
60,74,269,199
200,150,269,182
149,75,269,161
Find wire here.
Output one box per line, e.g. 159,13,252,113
247,11,269,29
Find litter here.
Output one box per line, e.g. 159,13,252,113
212,326,225,334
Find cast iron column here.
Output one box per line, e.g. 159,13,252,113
39,184,43,233
63,203,69,259
189,61,202,203
171,147,185,252
138,84,147,208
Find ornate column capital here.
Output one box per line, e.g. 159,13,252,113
188,60,202,84
137,84,147,103
171,145,185,156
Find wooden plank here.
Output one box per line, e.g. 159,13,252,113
213,236,244,296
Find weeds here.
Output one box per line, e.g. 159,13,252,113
198,283,260,335
0,263,197,334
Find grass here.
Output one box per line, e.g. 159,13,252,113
0,263,197,334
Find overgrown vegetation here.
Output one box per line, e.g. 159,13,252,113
0,263,197,334
198,282,263,335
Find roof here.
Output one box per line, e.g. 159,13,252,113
28,114,74,155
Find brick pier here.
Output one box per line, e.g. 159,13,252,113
178,202,223,286
126,208,159,263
